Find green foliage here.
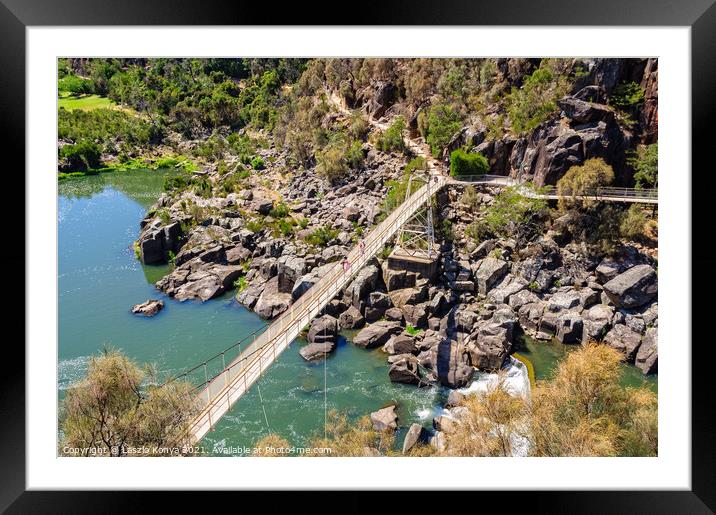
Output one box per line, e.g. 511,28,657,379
404,156,427,175
305,225,339,247
441,219,454,242
58,74,94,95
472,183,548,242
405,324,422,336
376,117,406,153
316,143,349,184
133,241,141,260
628,143,658,188
610,81,645,111
450,149,490,177
348,111,370,141
251,156,265,170
59,349,199,456
298,218,310,229
246,219,265,233
507,67,569,134
619,204,648,241
423,104,463,157
557,158,615,211
233,276,249,293
345,140,365,169
58,141,102,172
58,108,161,166
269,202,289,218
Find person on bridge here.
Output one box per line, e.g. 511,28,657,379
342,259,351,274
359,241,365,255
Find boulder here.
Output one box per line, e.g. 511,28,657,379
174,272,224,302
402,303,429,328
382,261,415,291
277,256,306,294
436,340,474,388
635,327,658,374
402,423,425,454
603,265,657,308
383,334,418,355
338,305,365,329
370,405,398,431
254,276,292,319
604,323,643,361
299,342,336,361
131,299,164,317
307,315,338,344
518,301,545,335
389,286,428,309
546,290,582,312
473,258,509,295
291,263,334,300
384,307,404,323
555,311,584,344
582,303,614,341
346,264,381,307
353,321,402,349
388,355,422,385
446,390,465,408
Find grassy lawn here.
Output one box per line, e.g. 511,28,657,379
58,94,115,111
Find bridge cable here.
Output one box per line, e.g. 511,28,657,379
257,381,270,433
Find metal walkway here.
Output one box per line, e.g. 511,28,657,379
187,173,449,443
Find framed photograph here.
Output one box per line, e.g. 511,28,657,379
5,0,714,510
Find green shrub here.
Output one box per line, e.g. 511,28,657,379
610,81,645,111
298,218,309,229
305,225,339,247
405,324,422,336
58,74,94,95
620,205,648,241
476,183,548,241
246,219,265,233
424,104,463,157
269,202,289,218
251,156,265,170
233,276,248,293
345,140,365,169
450,149,489,177
628,143,658,189
507,67,569,134
404,156,427,175
376,117,406,153
58,141,102,172
316,145,349,184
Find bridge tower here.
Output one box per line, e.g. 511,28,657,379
388,170,439,280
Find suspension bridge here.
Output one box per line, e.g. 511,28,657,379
163,98,657,444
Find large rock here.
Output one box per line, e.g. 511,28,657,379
370,405,398,431
383,334,418,355
353,321,402,349
291,263,334,300
604,323,642,361
635,327,658,374
555,311,583,344
346,264,381,307
299,342,336,361
402,423,425,454
473,258,509,295
307,315,338,344
388,355,422,385
131,299,164,317
254,276,292,319
582,303,614,341
277,255,306,294
389,286,428,309
402,303,429,328
603,264,657,308
338,305,365,329
436,340,474,388
173,272,224,302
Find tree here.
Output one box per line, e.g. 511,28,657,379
441,377,528,457
557,158,615,211
424,104,463,157
628,143,658,188
59,349,199,457
252,433,292,456
528,343,657,457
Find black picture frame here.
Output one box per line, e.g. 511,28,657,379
3,0,714,511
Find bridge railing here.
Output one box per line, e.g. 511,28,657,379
186,175,448,442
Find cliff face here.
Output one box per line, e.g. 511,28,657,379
341,57,657,187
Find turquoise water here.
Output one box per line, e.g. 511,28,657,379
58,170,655,456
58,170,448,455
514,334,658,392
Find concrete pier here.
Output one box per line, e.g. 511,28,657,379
387,248,438,281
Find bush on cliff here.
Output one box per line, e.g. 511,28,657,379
449,149,489,177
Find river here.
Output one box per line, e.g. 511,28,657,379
58,169,655,456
